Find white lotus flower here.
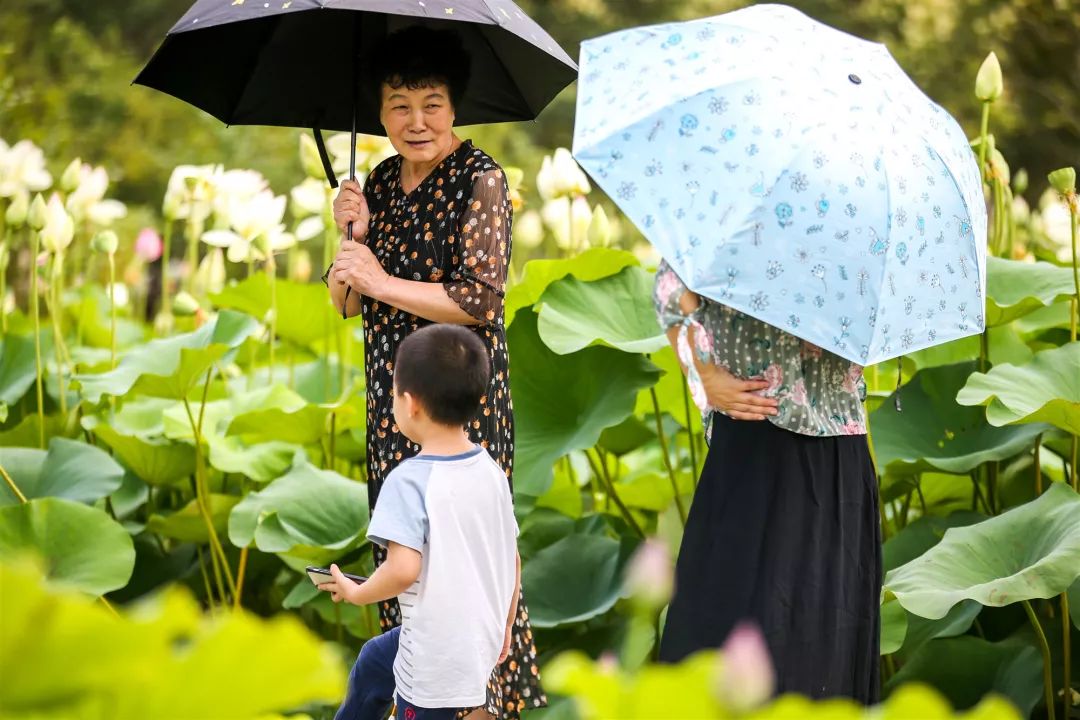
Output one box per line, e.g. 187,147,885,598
211,168,268,224
107,282,130,308
0,139,53,197
87,199,128,226
290,177,329,218
295,215,326,242
203,190,289,263
1035,189,1077,263
40,194,75,254
553,148,591,198
193,247,227,296
327,132,395,178
536,156,557,201
514,209,544,249
163,164,218,221
64,164,126,226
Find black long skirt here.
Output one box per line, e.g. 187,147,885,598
659,414,882,704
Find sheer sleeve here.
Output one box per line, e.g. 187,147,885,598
653,260,691,330
444,168,511,324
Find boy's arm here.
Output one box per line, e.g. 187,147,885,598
498,552,521,663
321,541,422,605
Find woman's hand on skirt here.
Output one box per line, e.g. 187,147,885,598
332,179,370,242
698,363,779,421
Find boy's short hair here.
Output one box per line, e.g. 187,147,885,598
394,325,490,426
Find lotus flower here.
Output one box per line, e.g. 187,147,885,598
0,139,53,197
624,539,673,609
5,190,29,228
514,210,544,249
40,194,74,254
202,189,290,263
716,622,775,712
65,164,126,226
163,164,217,221
135,228,163,262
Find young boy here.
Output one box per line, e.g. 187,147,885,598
318,324,520,720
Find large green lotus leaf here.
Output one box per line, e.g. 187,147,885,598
100,397,175,437
534,462,584,519
0,562,343,718
70,285,146,350
0,498,134,595
147,494,240,543
508,311,662,497
228,461,368,555
957,343,1080,434
206,435,298,483
91,422,195,486
884,636,1041,716
985,256,1076,326
162,384,308,441
879,597,908,654
1013,301,1073,336
0,439,124,507
505,248,640,326
536,266,666,355
882,511,986,572
870,362,1048,474
211,274,341,348
0,333,42,406
884,483,1080,620
633,346,702,434
226,394,366,446
74,310,259,403
521,530,639,627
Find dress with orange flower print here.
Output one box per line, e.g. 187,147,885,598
653,261,867,439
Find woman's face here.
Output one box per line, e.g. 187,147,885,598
380,81,456,165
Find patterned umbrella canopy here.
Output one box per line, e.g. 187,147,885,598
573,5,987,365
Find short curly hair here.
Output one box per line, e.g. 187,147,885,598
369,26,472,108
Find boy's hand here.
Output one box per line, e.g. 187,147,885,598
498,623,513,664
317,563,362,604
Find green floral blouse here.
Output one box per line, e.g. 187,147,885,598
654,261,868,438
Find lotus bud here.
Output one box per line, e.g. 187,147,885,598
716,622,775,712
587,205,611,247
59,158,83,193
1012,168,1028,195
172,291,200,317
1048,167,1076,195
989,149,1010,185
299,133,327,180
536,156,557,201
514,210,544,249
135,228,163,262
553,148,591,197
624,539,673,610
91,230,118,255
290,248,313,283
40,195,74,254
975,52,1003,102
108,282,130,308
28,193,48,231
571,196,592,245
5,190,29,228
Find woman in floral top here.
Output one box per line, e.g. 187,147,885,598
654,260,881,703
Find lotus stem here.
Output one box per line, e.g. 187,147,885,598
328,411,337,471
977,102,990,184
267,252,277,383
0,462,28,503
1022,599,1056,720
1034,434,1043,496
1063,593,1072,720
196,546,217,608
682,376,699,481
0,228,8,335
49,253,69,418
160,220,173,320
233,546,249,611
184,199,199,294
108,253,117,369
650,387,687,524
586,447,643,538
30,230,45,449
98,597,119,617
1068,196,1078,491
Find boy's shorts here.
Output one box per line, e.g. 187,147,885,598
394,694,465,720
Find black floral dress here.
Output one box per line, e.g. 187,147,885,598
354,141,543,717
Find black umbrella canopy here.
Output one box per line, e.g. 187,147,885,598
134,0,577,135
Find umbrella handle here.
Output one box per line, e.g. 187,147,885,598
340,97,360,320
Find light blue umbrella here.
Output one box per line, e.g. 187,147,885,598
572,4,987,365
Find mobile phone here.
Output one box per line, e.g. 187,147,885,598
306,565,368,587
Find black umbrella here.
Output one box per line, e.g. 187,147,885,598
135,0,577,183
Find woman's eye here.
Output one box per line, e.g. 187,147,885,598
426,104,440,110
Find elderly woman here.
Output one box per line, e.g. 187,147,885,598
653,261,881,703
325,26,542,720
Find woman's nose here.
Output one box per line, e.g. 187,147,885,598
407,108,426,131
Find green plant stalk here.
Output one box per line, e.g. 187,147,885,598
1035,434,1044,496
977,102,991,183
30,231,46,449
586,447,643,538
681,377,699,482
0,462,28,503
183,372,237,603
1005,185,1016,258
196,546,216,607
1063,592,1072,720
649,387,687,524
107,253,117,369
1068,196,1078,491
184,200,200,294
328,412,337,472
160,220,173,318
48,253,68,418
0,228,8,335
233,546,249,611
1022,599,1056,720
267,252,277,382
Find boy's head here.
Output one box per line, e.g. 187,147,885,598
392,324,490,440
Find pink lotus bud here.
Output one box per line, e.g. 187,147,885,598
135,228,163,262
624,539,673,609
716,622,775,712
